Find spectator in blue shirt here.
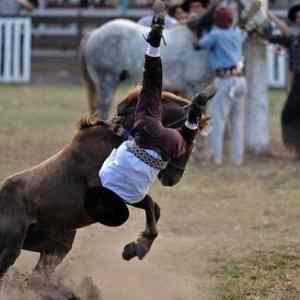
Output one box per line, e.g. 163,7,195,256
197,24,245,71
196,6,247,165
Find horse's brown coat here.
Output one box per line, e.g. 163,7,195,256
0,95,192,277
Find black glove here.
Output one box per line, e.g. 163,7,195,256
146,14,165,47
187,84,217,124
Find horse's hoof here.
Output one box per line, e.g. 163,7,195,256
135,243,148,260
122,242,137,261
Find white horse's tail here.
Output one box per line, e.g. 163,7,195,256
80,33,97,114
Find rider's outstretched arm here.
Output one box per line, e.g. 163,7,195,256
180,85,217,145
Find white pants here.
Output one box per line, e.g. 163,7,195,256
209,76,247,165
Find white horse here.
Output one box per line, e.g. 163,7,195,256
81,20,210,118
80,0,267,119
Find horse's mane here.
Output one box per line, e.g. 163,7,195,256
78,87,190,131
119,86,190,108
77,114,111,130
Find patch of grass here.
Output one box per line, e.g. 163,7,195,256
216,245,300,300
0,85,87,179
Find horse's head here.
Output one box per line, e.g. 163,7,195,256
117,88,193,187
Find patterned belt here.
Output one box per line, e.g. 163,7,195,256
126,141,168,170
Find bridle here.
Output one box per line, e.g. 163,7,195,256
164,104,191,129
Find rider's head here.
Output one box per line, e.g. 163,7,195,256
288,4,300,26
213,6,234,29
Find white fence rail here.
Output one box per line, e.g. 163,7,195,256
0,17,31,83
267,45,287,88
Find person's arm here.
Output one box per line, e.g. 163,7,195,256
196,32,216,50
268,11,290,36
16,0,34,11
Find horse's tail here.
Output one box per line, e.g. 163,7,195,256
80,33,97,114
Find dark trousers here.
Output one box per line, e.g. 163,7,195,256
133,55,195,159
281,73,300,152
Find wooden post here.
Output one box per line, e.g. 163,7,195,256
245,0,270,154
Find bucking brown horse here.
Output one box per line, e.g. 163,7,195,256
0,90,196,278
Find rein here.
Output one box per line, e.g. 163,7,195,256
164,104,190,129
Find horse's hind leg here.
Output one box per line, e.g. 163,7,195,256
0,216,28,278
95,73,119,120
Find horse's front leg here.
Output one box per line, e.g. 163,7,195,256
123,195,160,261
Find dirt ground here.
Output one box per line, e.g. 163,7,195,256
1,83,300,300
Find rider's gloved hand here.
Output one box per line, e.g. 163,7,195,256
188,83,217,124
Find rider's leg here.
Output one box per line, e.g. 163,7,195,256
134,15,164,123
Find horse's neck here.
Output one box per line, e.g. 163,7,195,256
75,124,123,151
125,105,186,131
